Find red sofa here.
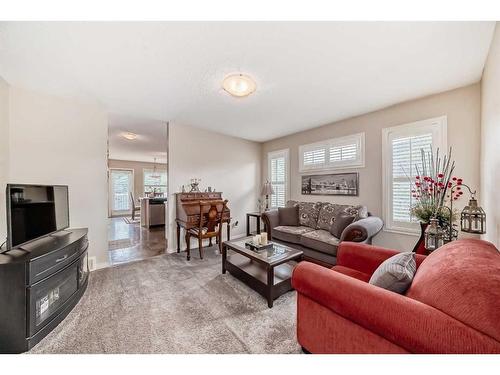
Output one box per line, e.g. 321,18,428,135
292,239,500,353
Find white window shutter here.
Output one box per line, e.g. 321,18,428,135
268,149,289,208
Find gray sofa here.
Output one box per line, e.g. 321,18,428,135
261,200,383,266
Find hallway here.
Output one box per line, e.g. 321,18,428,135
108,217,166,265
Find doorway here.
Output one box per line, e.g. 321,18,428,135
106,114,168,266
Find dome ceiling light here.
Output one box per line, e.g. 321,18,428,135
122,132,138,140
222,73,256,97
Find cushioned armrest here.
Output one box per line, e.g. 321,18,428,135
261,210,280,239
336,242,427,275
336,242,401,275
292,262,500,353
339,216,383,243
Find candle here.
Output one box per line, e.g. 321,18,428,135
253,234,261,245
261,232,268,245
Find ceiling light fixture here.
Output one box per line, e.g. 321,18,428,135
222,73,256,97
122,132,138,140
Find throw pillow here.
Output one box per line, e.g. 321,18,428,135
369,252,417,294
329,214,355,238
278,206,299,226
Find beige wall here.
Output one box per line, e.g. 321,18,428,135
481,23,500,248
262,83,481,251
7,86,109,266
0,77,9,246
108,159,167,208
168,123,261,251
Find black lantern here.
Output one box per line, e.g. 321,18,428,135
461,197,486,234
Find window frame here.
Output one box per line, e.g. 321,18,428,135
267,148,290,209
382,116,447,235
299,133,365,172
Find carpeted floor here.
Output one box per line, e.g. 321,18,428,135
30,246,301,354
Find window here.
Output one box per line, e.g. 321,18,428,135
109,169,134,216
268,149,289,208
299,133,365,172
382,116,447,234
143,168,167,195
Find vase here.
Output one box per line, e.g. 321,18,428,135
412,222,429,255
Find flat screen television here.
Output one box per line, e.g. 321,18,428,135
6,184,70,249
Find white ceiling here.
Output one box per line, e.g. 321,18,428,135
0,22,495,142
108,113,167,163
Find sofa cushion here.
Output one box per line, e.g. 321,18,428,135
369,252,416,294
273,225,314,244
406,239,500,342
330,214,355,238
287,200,323,228
300,229,340,256
317,203,368,231
278,206,299,226
332,265,371,282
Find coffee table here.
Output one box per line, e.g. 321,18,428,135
222,237,303,307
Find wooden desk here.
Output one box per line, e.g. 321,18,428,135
175,192,231,251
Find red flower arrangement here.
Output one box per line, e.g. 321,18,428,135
409,147,463,223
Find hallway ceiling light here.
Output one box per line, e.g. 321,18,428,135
222,74,256,97
122,132,138,140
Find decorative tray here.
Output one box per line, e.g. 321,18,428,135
245,240,274,252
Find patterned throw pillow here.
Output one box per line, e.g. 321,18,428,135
316,204,368,231
286,200,322,228
369,252,417,294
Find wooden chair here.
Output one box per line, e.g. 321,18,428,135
185,199,228,261
129,192,140,220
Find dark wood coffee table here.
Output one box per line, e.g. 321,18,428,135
222,237,303,307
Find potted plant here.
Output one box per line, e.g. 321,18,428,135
408,147,464,253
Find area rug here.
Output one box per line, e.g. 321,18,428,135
29,247,301,354
123,217,140,224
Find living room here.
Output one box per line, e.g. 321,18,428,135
0,1,499,374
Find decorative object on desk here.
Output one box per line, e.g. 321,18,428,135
424,218,445,252
189,178,201,192
253,234,261,245
260,181,275,211
301,173,358,196
407,147,486,253
207,186,212,192
181,185,186,193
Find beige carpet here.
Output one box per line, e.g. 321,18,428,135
30,246,301,354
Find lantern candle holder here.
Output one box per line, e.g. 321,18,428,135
461,196,486,234
424,218,445,252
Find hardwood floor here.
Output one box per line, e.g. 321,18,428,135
108,217,166,265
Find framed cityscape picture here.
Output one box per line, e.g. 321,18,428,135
301,172,359,196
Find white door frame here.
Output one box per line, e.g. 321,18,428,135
108,168,135,217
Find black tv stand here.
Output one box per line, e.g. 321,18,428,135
0,228,89,353
50,229,73,238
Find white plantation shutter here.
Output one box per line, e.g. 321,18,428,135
329,143,357,162
300,133,364,171
383,116,447,233
268,149,289,208
391,133,433,223
303,148,326,167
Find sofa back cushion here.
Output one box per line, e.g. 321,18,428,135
406,239,500,341
287,200,323,228
317,203,368,231
278,206,299,226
